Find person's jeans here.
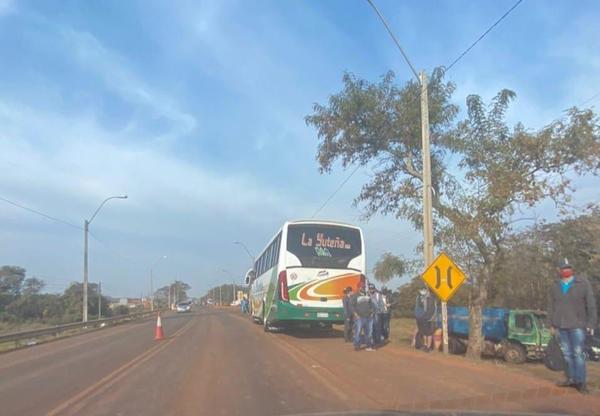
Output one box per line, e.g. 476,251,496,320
344,317,353,342
373,313,381,344
382,312,390,340
558,328,587,384
353,316,374,348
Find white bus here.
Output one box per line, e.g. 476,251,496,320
246,220,366,331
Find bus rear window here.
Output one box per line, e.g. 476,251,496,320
286,224,361,269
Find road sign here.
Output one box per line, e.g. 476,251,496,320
421,252,467,302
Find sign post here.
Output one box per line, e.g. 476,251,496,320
421,252,467,354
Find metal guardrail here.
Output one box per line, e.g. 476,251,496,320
0,310,163,346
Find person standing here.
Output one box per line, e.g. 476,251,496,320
547,262,597,394
350,280,376,352
342,286,354,343
381,288,391,341
415,288,436,352
370,285,385,345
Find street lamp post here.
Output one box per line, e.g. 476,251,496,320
150,255,168,311
233,241,255,265
83,195,127,322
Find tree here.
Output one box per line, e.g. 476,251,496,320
61,282,110,322
373,253,408,284
0,266,26,296
306,68,600,359
22,277,45,296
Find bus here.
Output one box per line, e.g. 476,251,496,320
245,220,366,331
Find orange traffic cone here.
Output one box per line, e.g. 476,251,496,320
154,313,165,341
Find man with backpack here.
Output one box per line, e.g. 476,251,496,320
342,286,354,343
414,288,437,352
350,280,376,352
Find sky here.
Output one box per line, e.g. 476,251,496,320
0,0,599,298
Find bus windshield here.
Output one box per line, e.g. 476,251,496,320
286,224,361,269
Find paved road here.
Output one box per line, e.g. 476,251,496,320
1,308,599,416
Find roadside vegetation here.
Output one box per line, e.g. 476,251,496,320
307,68,599,358
380,208,599,318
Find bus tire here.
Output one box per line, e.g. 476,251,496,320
448,337,466,355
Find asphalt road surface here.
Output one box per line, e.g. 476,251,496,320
1,308,599,416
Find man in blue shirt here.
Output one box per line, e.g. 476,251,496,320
547,262,597,394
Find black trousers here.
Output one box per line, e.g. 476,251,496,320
344,317,353,341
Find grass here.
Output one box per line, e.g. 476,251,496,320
388,317,600,393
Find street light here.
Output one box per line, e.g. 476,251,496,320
222,269,237,304
83,195,128,322
233,241,255,264
150,255,168,311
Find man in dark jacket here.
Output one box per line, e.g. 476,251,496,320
547,263,597,394
415,288,437,352
350,281,376,352
342,286,353,342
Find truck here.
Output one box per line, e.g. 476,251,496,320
446,306,551,364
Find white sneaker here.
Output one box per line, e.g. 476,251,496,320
365,347,375,352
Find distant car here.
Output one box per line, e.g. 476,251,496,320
176,301,192,313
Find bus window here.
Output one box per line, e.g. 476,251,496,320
286,224,361,269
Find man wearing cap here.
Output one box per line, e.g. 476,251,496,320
547,262,597,394
350,280,376,351
342,286,354,343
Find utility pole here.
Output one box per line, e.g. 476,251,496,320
82,195,127,322
168,283,171,310
150,269,154,311
420,70,446,354
83,220,89,322
219,285,222,306
98,281,102,320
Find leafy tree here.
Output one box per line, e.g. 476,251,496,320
373,252,408,284
22,277,45,296
61,282,110,322
0,266,26,296
306,68,600,359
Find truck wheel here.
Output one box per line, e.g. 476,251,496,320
448,337,466,355
504,343,527,364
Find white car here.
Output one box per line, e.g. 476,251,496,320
176,301,192,313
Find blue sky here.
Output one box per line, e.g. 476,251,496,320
0,0,598,297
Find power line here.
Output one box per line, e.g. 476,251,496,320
365,0,419,81
444,0,524,73
0,195,81,230
311,164,362,219
313,1,524,218
580,91,600,107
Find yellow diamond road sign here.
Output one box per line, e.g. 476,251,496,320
421,252,467,302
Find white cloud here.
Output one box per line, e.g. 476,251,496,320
58,28,198,143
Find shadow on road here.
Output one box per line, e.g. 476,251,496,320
280,326,344,339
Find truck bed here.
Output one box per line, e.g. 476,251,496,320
447,306,508,341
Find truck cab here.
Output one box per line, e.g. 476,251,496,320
504,310,551,363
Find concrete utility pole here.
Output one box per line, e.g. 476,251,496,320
98,281,102,320
83,220,89,322
420,71,447,354
149,255,167,311
82,195,127,323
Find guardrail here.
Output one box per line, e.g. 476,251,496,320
0,309,164,349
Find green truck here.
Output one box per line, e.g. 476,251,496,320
446,306,552,364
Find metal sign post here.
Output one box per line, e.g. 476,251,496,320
441,301,449,354
421,252,467,354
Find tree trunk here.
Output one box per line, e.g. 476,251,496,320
466,282,487,360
